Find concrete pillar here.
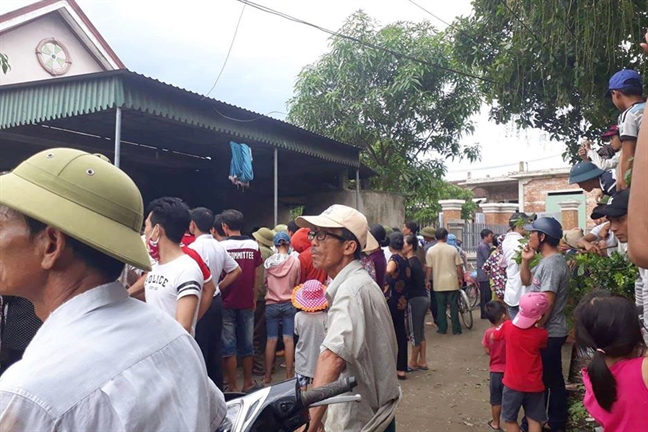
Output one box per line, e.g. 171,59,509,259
480,203,502,225
438,199,465,228
558,200,581,230
499,203,520,226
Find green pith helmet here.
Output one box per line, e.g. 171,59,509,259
568,161,604,184
0,148,151,271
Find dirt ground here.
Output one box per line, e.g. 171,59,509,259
394,315,493,432
263,312,494,431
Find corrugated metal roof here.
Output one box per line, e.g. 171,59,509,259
0,70,361,166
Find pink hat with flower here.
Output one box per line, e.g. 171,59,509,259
292,279,328,312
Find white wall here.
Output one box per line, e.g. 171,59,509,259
0,13,104,85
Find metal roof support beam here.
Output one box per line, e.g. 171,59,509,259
114,106,122,168
274,146,278,227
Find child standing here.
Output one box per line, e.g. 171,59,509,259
482,301,507,431
264,232,301,383
292,279,328,390
493,292,550,432
575,290,648,431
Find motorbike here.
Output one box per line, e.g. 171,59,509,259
217,376,360,432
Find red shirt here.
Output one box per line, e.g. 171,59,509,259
220,236,263,309
493,320,548,392
298,248,328,284
181,234,196,246
482,327,506,373
181,246,212,282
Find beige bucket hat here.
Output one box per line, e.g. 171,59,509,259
296,204,379,252
0,148,152,271
253,227,275,248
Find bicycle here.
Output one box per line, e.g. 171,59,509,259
446,288,474,330
462,271,480,309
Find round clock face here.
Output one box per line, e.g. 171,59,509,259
36,38,72,76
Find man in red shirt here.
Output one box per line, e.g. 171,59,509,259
218,210,264,393
493,292,550,432
291,227,327,284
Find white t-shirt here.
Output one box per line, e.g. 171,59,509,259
502,231,529,307
188,234,239,296
145,254,204,336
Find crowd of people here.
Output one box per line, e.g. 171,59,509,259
0,30,647,432
476,62,648,432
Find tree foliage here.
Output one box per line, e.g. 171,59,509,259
452,0,648,161
287,11,481,219
0,53,9,75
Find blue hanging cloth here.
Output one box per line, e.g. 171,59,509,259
229,141,254,187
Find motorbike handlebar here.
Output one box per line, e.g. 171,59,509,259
300,377,357,408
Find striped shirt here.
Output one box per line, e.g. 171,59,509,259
145,254,203,336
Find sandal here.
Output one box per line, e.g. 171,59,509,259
407,366,418,372
487,420,502,431
417,365,429,371
243,381,265,394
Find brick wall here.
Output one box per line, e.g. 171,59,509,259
470,184,518,203
522,176,598,229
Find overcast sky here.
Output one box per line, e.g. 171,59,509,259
2,0,570,180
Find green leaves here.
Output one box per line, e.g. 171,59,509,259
287,11,481,219
0,53,10,75
452,0,648,159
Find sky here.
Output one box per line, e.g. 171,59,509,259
1,0,570,181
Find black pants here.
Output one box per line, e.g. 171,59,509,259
0,347,24,377
479,281,492,319
253,300,267,374
390,306,408,372
429,283,438,325
542,336,568,430
521,336,568,431
195,294,224,390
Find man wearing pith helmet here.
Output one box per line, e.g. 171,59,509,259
296,204,400,432
0,149,226,430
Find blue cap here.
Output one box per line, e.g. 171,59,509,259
606,69,642,97
447,233,457,247
273,231,291,245
569,161,604,184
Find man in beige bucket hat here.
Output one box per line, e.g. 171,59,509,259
296,204,399,432
0,148,225,430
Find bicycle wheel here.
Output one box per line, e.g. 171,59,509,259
465,283,479,309
458,290,473,330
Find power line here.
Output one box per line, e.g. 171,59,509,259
203,3,246,98
210,105,286,123
497,0,543,46
449,153,564,173
237,0,497,85
407,0,452,28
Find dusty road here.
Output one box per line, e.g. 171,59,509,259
394,317,493,432
264,313,495,431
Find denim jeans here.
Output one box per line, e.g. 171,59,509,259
265,302,297,338
222,308,254,358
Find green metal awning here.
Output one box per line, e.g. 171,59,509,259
0,70,361,167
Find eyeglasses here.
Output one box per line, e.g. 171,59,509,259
308,230,349,242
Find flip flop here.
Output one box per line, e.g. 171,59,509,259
407,366,418,372
243,381,265,394
417,365,429,371
487,420,502,431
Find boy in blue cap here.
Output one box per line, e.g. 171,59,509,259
607,69,645,189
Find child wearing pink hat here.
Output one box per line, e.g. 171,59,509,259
492,292,550,432
292,279,328,390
